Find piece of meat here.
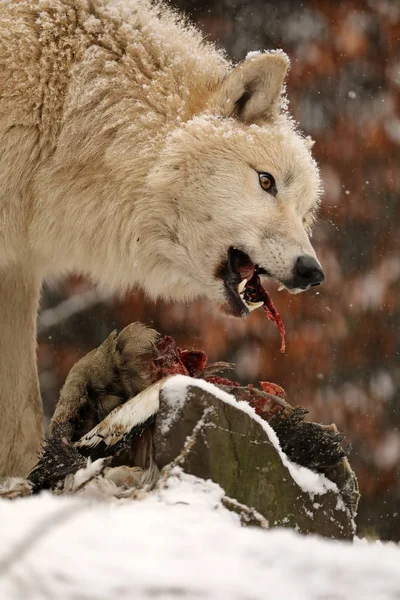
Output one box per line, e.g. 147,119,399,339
243,272,286,353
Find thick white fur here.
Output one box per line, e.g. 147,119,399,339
0,0,321,476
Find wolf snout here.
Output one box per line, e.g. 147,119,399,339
292,255,325,290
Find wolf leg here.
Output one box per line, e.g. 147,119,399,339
0,263,42,477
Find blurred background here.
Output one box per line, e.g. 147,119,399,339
38,0,400,540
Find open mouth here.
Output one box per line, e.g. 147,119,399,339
219,247,286,353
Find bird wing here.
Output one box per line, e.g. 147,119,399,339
75,378,168,450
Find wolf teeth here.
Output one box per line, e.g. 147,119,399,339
246,300,264,312
237,279,247,294
278,284,285,291
239,292,264,313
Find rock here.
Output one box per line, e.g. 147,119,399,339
154,379,357,540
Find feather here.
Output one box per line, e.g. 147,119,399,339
75,378,167,454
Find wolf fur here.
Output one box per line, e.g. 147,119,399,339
0,0,322,476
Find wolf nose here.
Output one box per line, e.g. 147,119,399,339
293,255,325,289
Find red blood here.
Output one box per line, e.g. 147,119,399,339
148,335,288,425
252,397,284,419
259,381,286,398
151,336,209,382
244,273,286,353
262,297,286,354
151,336,188,380
178,349,208,377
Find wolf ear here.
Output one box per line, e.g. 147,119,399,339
212,52,289,123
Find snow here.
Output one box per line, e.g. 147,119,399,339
245,49,290,65
158,375,193,436
245,50,262,60
162,375,338,497
0,469,399,600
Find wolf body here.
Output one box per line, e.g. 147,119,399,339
0,0,322,476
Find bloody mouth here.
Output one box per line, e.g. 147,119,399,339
220,247,286,353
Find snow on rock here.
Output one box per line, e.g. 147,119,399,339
162,375,338,497
0,469,399,600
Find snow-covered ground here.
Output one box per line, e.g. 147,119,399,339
0,468,399,600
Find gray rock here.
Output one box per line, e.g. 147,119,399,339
154,382,356,540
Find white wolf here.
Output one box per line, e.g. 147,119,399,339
0,0,323,476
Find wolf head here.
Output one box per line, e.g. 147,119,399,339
145,52,323,316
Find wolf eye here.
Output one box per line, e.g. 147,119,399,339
259,172,276,194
